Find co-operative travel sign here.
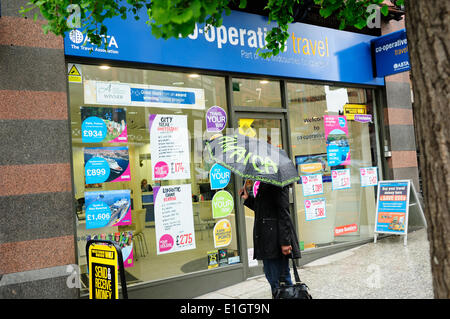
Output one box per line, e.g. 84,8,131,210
372,29,410,77
64,6,383,86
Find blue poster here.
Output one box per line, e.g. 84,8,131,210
375,181,410,234
85,190,132,229
81,107,127,143
210,163,231,190
84,146,131,184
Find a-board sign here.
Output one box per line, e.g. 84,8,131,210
86,240,128,299
374,180,426,246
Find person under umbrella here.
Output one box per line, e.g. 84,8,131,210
206,133,301,297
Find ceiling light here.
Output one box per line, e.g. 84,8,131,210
259,80,269,84
99,65,110,70
172,81,185,85
188,73,200,78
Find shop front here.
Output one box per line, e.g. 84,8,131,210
65,9,385,298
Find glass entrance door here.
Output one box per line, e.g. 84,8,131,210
233,112,289,278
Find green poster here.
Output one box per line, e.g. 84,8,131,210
212,190,234,218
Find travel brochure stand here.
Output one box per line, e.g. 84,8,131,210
374,179,427,246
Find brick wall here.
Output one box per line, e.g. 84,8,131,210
0,0,77,298
381,14,421,192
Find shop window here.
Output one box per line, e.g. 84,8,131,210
69,65,240,293
232,78,281,108
287,83,379,250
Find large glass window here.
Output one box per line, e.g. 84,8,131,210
69,65,240,293
287,83,379,250
232,78,281,108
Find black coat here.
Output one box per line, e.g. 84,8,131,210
244,182,301,260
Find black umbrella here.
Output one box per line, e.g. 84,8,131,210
205,134,300,187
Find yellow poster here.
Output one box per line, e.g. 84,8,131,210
238,119,256,137
88,243,119,299
343,104,367,120
213,219,232,248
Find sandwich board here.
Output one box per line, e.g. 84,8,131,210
86,239,128,299
374,180,426,246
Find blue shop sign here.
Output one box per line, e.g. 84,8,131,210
371,29,410,77
65,7,383,86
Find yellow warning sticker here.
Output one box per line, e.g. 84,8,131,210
68,64,82,83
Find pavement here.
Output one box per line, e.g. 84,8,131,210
196,228,434,299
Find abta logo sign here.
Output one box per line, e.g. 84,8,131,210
69,29,84,44
69,29,119,50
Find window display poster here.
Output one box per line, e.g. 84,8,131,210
85,80,206,110
81,107,127,143
153,184,196,255
206,106,227,132
295,153,333,183
213,219,232,248
149,114,191,180
218,249,228,266
360,167,378,187
301,174,324,197
85,190,132,229
212,190,234,219
304,197,326,221
207,250,219,269
375,181,410,234
324,115,351,166
334,224,358,236
84,147,131,184
331,168,351,190
209,163,231,190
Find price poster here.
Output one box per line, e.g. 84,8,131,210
304,197,326,221
81,107,127,143
88,243,119,299
84,190,132,229
331,168,351,190
360,167,378,187
149,114,191,180
153,184,196,255
375,181,410,234
324,115,351,166
301,174,324,197
84,147,131,184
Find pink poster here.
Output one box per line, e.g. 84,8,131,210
324,115,351,166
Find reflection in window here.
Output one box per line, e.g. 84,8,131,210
232,78,281,107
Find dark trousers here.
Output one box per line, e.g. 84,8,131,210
262,256,292,296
